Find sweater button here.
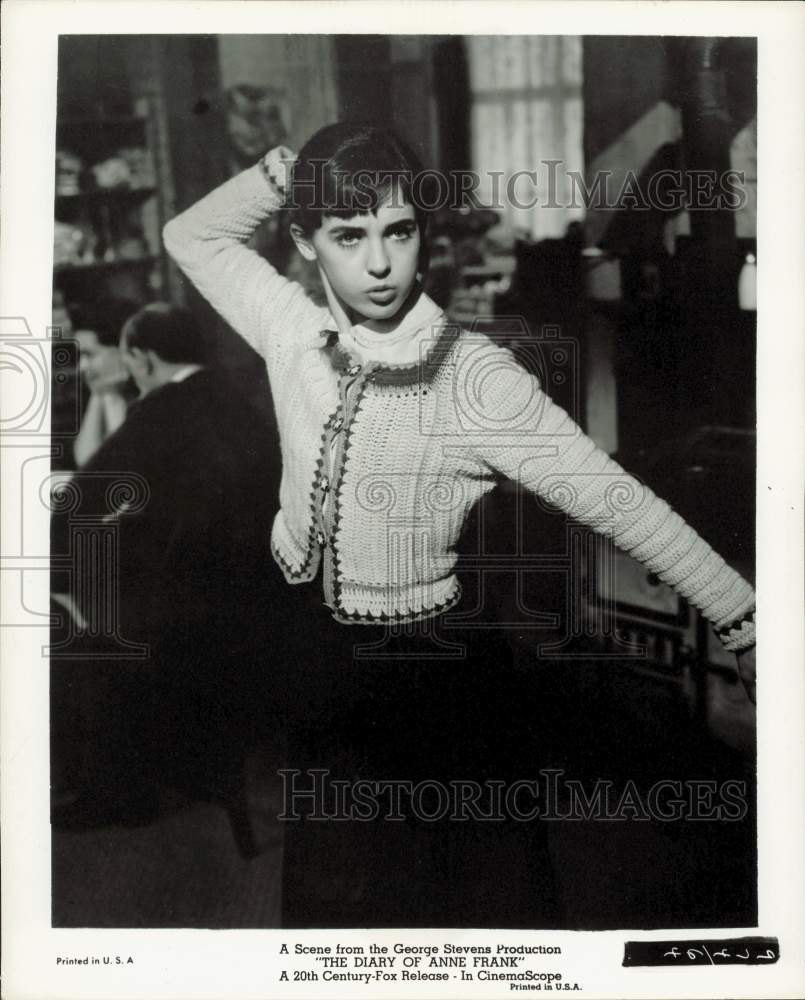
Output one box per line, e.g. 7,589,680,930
331,417,344,432
316,530,327,547
320,475,330,492
347,364,361,376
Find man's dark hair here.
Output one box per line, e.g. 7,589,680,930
121,303,208,365
68,296,140,347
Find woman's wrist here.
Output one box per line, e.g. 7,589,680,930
258,153,282,195
258,145,296,197
717,606,756,653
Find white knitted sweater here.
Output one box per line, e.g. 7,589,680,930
163,164,756,651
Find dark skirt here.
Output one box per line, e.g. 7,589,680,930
275,577,561,928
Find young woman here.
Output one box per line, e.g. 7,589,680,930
163,122,756,928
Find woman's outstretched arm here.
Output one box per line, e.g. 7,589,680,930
463,342,756,686
162,148,325,364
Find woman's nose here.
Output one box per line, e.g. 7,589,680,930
366,239,391,277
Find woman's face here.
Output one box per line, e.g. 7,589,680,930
309,196,420,324
75,329,126,391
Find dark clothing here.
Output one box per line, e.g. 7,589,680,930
53,369,277,646
275,575,561,928
51,369,281,805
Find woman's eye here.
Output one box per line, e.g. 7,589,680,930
389,228,415,241
336,234,361,247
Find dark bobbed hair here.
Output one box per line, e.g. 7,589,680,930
68,296,140,347
121,303,208,365
289,122,432,271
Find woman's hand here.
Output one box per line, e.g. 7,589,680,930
262,145,297,196
91,371,130,394
735,645,756,705
87,347,129,394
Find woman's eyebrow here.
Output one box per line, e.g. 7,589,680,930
383,219,417,233
325,217,416,237
326,223,367,236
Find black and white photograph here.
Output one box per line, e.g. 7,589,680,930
2,3,803,999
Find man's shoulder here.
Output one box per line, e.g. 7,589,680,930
132,370,231,429
96,368,273,465
86,372,216,471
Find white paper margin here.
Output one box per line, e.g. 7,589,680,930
2,2,803,999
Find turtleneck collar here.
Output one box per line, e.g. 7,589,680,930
326,289,445,367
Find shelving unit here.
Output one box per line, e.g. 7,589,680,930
56,187,158,208
54,99,168,304
55,255,160,274
52,84,175,463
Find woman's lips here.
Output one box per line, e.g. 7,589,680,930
367,287,396,303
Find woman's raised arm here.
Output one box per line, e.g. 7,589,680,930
162,149,325,363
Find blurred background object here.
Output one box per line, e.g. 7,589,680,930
225,84,290,170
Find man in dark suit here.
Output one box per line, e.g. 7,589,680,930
51,303,281,831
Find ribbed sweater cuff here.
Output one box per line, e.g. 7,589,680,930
716,607,756,653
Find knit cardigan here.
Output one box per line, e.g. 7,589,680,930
162,164,756,652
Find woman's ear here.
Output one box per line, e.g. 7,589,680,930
289,223,318,262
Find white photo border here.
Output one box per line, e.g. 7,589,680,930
2,2,803,999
